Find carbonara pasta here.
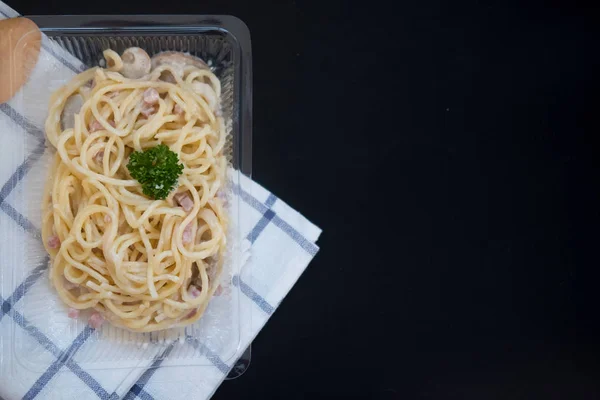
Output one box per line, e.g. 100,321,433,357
42,48,227,332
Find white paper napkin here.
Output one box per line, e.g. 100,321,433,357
0,4,321,399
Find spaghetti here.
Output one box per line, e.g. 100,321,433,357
42,48,227,332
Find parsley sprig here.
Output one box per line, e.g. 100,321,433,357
127,144,184,200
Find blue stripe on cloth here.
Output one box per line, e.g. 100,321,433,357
0,103,45,139
270,214,319,256
0,258,48,322
126,385,154,400
1,299,9,314
232,275,274,315
41,40,87,74
0,139,45,204
232,183,267,214
23,327,96,400
233,183,318,255
64,360,112,400
9,307,110,398
247,209,275,243
265,193,277,208
0,201,40,236
10,308,64,358
246,193,277,244
185,337,232,374
123,344,175,400
0,135,45,235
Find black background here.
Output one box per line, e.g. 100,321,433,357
7,0,600,398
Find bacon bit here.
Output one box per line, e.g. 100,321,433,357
140,103,156,117
174,104,184,115
214,285,223,296
182,223,193,244
89,120,103,132
104,214,111,223
188,285,201,298
143,88,159,105
174,192,193,212
48,235,60,249
67,308,79,319
90,120,115,132
88,312,104,329
185,308,198,319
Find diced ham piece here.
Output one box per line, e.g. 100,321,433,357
88,312,104,329
140,103,156,117
48,235,60,249
188,285,201,298
174,192,193,212
89,120,103,132
67,308,79,319
90,120,115,132
174,104,184,115
182,223,193,244
143,88,160,105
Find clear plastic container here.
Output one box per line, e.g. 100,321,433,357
3,15,253,378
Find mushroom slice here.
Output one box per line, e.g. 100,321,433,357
151,52,209,82
61,94,83,130
120,47,151,79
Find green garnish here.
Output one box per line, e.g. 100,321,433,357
127,144,184,200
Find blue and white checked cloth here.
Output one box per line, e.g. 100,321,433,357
0,4,321,399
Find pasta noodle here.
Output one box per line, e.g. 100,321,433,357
42,48,227,332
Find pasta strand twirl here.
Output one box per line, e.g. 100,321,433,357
42,49,227,332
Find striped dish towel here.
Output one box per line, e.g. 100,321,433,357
0,4,321,400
